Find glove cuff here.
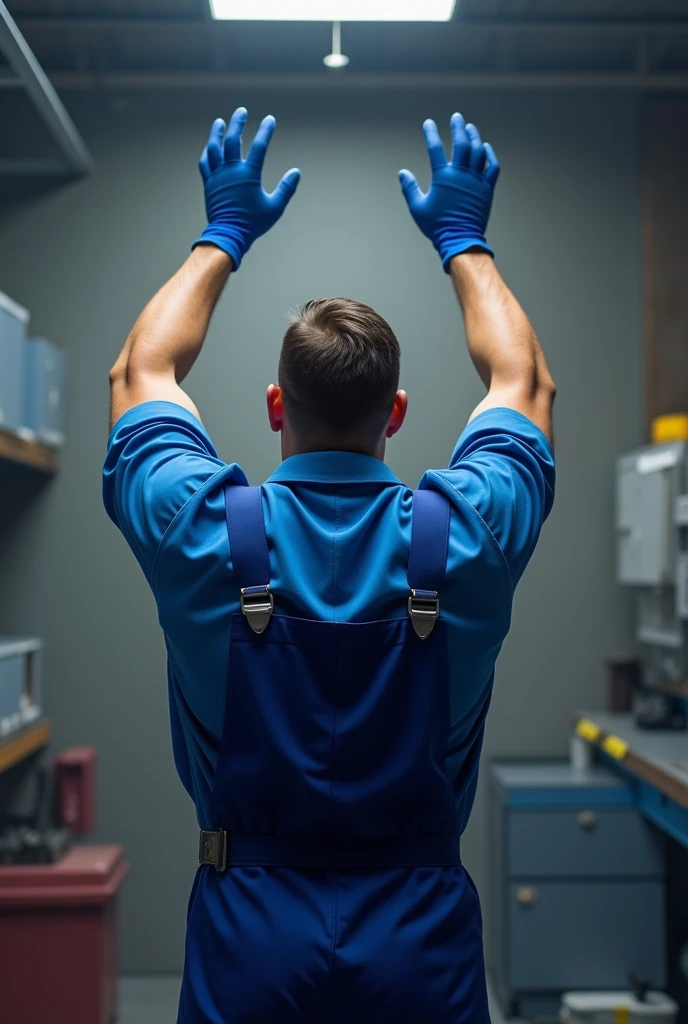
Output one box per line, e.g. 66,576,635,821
192,228,243,271
440,240,494,273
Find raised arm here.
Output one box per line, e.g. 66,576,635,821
450,253,555,441
109,108,300,429
399,113,555,443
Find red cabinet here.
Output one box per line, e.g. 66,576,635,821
0,844,129,1024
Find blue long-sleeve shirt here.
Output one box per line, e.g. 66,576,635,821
103,403,555,831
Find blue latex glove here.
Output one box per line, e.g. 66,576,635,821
399,113,500,271
193,108,301,271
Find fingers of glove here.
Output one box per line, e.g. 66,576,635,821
224,107,248,162
203,118,226,176
465,122,486,172
247,114,276,171
269,168,301,210
450,112,471,169
483,143,501,186
423,119,448,173
398,169,423,207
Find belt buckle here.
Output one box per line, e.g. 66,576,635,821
199,830,227,872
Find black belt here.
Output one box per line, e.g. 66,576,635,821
199,831,461,872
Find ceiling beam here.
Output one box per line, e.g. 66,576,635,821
13,15,688,36
47,70,688,91
0,1,93,175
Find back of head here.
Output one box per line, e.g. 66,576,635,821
278,298,401,447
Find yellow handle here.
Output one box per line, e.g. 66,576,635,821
603,734,630,761
614,1008,631,1024
576,719,601,743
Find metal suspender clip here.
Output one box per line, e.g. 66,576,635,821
199,829,227,872
240,585,274,634
408,590,440,640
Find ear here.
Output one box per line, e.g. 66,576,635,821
266,384,284,433
385,390,408,438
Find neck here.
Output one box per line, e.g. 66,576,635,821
283,438,384,461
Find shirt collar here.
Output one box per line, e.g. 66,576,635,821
266,451,402,486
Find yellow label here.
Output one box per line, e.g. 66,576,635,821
652,413,688,444
614,1008,631,1024
576,719,601,743
603,735,630,760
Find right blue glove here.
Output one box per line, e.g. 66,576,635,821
193,107,301,271
399,113,500,272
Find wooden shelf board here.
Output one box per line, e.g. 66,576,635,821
0,428,58,474
0,720,52,775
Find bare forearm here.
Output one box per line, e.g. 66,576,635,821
109,245,232,427
449,253,555,439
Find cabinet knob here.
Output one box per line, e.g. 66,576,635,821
516,887,539,907
577,810,597,830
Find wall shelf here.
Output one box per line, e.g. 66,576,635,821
0,428,58,474
0,720,51,776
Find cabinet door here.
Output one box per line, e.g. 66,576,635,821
509,881,666,991
508,809,663,879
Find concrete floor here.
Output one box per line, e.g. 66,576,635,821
118,974,522,1023
119,976,182,1024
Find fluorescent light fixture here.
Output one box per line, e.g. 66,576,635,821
210,0,456,21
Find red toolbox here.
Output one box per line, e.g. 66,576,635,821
0,844,129,1024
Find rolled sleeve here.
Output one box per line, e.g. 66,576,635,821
103,401,226,583
429,408,555,588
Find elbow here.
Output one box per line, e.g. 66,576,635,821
523,353,556,404
109,354,129,389
539,369,556,403
509,359,555,402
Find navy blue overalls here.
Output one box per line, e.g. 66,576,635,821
178,483,491,1024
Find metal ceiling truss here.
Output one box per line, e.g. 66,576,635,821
12,10,688,90
0,0,92,177
7,7,688,91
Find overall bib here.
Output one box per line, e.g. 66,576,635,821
178,484,491,1024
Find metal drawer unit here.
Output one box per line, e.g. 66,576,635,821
490,762,666,1021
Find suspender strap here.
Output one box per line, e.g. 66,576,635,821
407,488,451,639
200,831,461,870
224,485,273,634
408,488,451,592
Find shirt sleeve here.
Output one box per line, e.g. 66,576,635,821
426,407,556,588
103,400,227,583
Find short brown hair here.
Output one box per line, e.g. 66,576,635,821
278,298,401,443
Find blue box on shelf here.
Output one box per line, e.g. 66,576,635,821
23,337,66,448
0,290,29,435
0,637,43,741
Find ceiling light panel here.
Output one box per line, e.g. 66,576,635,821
210,0,456,21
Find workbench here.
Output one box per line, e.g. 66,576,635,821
574,711,688,849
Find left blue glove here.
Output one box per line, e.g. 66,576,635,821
193,107,301,271
399,113,500,271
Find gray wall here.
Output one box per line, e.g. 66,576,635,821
0,87,643,972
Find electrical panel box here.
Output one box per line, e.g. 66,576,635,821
23,337,66,447
0,638,43,739
616,443,686,586
0,290,29,434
